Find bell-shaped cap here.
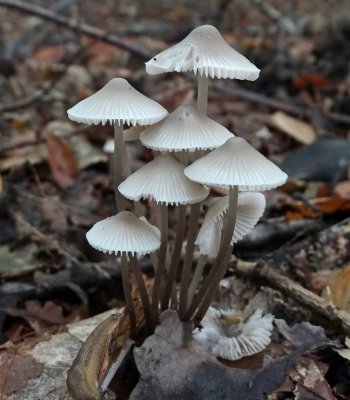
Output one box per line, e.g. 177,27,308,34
184,137,288,191
140,105,233,152
196,193,266,255
86,211,161,256
193,307,274,361
67,78,168,126
146,25,260,80
118,154,209,205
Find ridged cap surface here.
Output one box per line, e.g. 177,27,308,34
68,78,168,126
140,105,233,152
193,308,274,361
118,154,209,205
146,25,260,80
86,211,161,256
196,192,266,255
185,137,288,191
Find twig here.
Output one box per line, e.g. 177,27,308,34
0,0,151,59
229,258,350,335
212,81,350,126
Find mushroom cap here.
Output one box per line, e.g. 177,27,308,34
196,193,266,255
146,25,260,80
140,105,234,152
67,78,168,126
118,154,209,205
86,211,161,256
184,137,288,191
193,307,274,361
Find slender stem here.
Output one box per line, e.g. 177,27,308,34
161,204,187,310
128,253,152,332
187,254,207,305
194,186,239,323
113,123,128,212
151,203,168,323
197,74,209,115
179,203,201,319
185,186,239,320
120,253,136,336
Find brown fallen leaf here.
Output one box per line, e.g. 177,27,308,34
270,111,317,145
321,264,350,312
0,350,43,396
285,196,350,220
45,133,80,188
293,358,335,400
335,181,350,200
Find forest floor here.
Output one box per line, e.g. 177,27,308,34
0,1,350,399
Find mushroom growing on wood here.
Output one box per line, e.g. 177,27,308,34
86,211,161,333
67,78,168,211
184,137,287,322
146,24,260,114
118,154,209,321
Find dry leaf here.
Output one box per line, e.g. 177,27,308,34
270,111,317,145
293,359,335,400
334,181,350,200
0,351,43,396
45,133,80,188
321,264,350,312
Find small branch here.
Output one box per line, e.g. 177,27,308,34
230,259,350,335
0,0,151,59
213,81,350,126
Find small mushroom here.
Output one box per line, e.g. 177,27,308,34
184,137,287,322
67,78,168,211
86,211,161,332
146,25,260,114
140,104,233,153
193,307,274,361
187,193,266,306
118,154,209,319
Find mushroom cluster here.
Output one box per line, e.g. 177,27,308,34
67,25,287,358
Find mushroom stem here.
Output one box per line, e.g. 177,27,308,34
193,185,239,323
151,203,168,323
128,253,153,332
161,204,187,310
197,74,209,115
113,123,128,212
179,202,201,319
121,253,136,336
185,185,238,321
187,254,207,306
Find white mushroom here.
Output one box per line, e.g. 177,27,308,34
67,78,168,211
119,154,209,318
193,307,274,360
184,137,287,322
140,104,233,153
86,211,161,332
146,25,260,114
